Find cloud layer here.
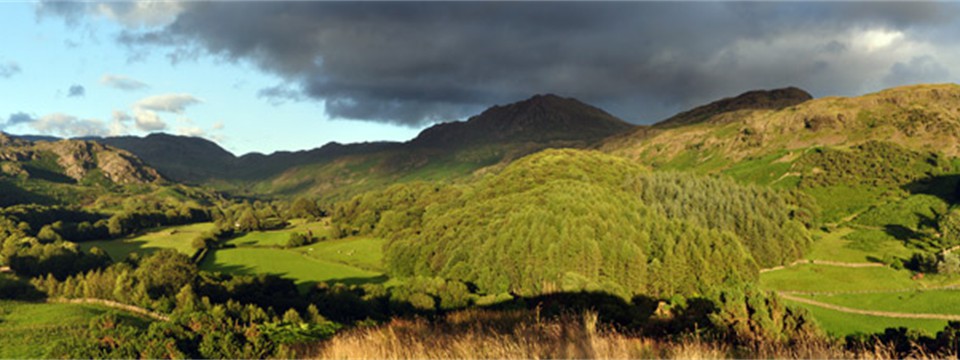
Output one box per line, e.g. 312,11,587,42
41,2,960,125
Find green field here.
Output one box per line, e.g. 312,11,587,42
761,264,920,293
786,299,948,337
797,290,960,315
225,219,331,247
202,220,387,288
296,236,385,272
765,227,960,337
200,246,383,289
0,300,147,358
78,222,215,260
805,227,915,263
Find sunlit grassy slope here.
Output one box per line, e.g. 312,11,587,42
0,300,148,358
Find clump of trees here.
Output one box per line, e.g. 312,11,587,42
284,232,319,248
333,149,813,298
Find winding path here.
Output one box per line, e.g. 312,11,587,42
48,298,170,322
778,292,960,321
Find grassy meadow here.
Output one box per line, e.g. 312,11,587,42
199,245,384,289
760,263,920,293
74,219,386,289
787,300,949,337
202,220,387,289
78,222,215,260
804,227,916,263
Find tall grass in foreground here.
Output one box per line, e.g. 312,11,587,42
302,309,947,359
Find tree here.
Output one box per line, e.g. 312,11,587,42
289,198,324,219
940,207,960,249
236,209,260,232
134,250,198,299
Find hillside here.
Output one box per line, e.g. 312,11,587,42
604,83,960,164
653,87,813,129
0,133,166,206
601,83,960,224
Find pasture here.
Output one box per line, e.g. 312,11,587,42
78,222,215,260
199,246,384,289
785,299,948,337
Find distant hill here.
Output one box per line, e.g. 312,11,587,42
93,133,236,183
86,94,635,198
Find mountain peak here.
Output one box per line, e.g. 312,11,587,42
655,86,813,128
411,94,634,148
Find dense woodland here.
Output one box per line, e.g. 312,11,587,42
334,149,812,297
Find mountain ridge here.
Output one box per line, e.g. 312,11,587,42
68,94,635,195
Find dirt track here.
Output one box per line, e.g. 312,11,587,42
49,298,170,322
779,292,960,321
761,259,883,273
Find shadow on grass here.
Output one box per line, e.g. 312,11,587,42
903,174,960,204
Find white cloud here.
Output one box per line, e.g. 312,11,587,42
94,1,183,28
30,113,108,137
100,74,149,91
132,108,167,131
212,120,225,130
177,126,205,137
856,28,905,52
134,93,201,113
109,110,132,135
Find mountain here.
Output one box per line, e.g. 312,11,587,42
410,94,633,148
93,133,236,183
87,94,636,198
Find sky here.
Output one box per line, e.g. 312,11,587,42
2,1,960,156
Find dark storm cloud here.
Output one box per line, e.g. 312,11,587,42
53,1,960,125
883,56,951,88
68,85,85,97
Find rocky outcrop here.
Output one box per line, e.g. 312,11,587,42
0,136,162,185
96,148,162,184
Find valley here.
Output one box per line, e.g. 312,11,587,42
5,83,960,358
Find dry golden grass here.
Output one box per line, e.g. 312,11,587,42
299,308,954,359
